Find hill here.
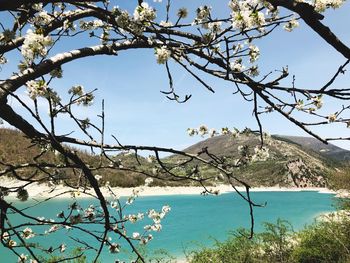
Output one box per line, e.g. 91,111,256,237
179,133,340,188
1,128,347,189
273,135,350,161
0,128,150,187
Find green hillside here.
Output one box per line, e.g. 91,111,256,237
176,133,342,188
1,128,349,189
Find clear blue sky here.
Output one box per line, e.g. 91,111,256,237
1,1,350,152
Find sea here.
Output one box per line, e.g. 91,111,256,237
0,191,337,262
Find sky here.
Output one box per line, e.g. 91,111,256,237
1,0,350,153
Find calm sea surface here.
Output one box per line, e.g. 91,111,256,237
0,191,336,262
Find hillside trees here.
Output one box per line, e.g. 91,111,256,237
0,0,350,262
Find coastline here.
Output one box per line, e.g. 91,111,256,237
1,177,340,199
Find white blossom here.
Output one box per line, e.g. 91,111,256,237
162,205,171,214
109,243,120,253
8,240,17,247
312,95,323,109
21,29,53,62
140,234,153,245
230,0,266,30
132,232,141,239
328,113,337,122
25,80,48,99
221,127,230,135
79,19,104,30
59,244,66,253
187,128,198,136
95,174,102,181
115,11,131,28
151,223,162,231
230,59,245,72
314,0,345,12
30,11,53,26
284,17,299,32
134,2,156,22
159,21,173,27
198,125,209,136
249,45,260,63
207,21,222,33
22,227,35,239
17,254,27,263
196,6,211,21
209,128,217,138
155,46,171,64
1,232,9,240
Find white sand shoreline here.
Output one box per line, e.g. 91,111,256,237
1,177,340,199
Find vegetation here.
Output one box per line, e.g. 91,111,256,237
1,128,344,188
328,168,350,191
189,212,350,263
0,128,193,188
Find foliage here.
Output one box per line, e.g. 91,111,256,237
291,213,350,263
328,167,350,191
189,214,350,263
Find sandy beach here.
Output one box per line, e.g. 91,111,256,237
1,176,339,199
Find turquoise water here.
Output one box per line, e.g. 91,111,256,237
1,191,336,262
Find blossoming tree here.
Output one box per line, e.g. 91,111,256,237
0,0,349,262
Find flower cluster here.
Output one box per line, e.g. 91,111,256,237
195,5,211,24
155,46,171,64
140,205,171,241
18,254,27,263
109,243,120,253
30,11,53,27
313,0,345,12
159,21,173,27
79,19,104,30
229,0,266,31
312,95,323,109
22,227,35,239
25,80,48,99
21,29,53,62
133,2,156,23
328,113,337,123
68,85,94,106
188,126,240,138
230,59,245,72
284,17,299,32
84,205,96,221
126,212,145,223
206,21,222,34
249,45,260,63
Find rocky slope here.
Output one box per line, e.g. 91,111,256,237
181,134,341,188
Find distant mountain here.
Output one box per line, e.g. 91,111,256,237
180,134,338,188
1,128,345,189
273,135,350,161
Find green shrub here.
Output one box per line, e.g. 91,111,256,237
291,214,350,263
189,215,350,263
